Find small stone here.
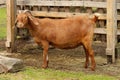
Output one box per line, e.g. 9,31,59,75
0,55,24,73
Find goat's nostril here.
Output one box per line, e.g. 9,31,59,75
17,23,24,28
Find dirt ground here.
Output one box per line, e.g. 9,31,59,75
0,39,120,79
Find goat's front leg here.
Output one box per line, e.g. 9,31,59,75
41,40,49,69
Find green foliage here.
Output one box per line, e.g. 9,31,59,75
0,67,117,80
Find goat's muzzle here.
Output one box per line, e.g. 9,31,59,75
16,22,25,28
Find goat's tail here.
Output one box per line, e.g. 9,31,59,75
92,13,101,22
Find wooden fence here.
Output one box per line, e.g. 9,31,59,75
16,0,120,40
0,0,6,5
6,0,120,63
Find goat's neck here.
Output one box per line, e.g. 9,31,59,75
27,18,41,37
27,17,39,30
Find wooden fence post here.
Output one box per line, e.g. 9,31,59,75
106,0,117,63
6,0,16,52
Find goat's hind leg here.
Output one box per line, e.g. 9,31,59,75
82,41,96,71
83,44,89,69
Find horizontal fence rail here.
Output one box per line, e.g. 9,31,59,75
30,11,120,20
17,1,120,9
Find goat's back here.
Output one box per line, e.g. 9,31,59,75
33,16,95,49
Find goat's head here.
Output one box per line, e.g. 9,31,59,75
15,10,33,28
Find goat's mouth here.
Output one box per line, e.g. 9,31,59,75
17,25,24,28
16,23,25,28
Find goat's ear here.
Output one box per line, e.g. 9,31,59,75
28,16,39,25
15,19,18,25
13,19,17,29
24,10,33,16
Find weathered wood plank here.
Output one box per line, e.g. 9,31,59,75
6,0,16,52
84,1,106,8
16,1,120,9
17,1,84,7
0,0,6,5
27,11,120,20
94,28,120,35
6,0,11,48
94,28,106,34
106,0,117,63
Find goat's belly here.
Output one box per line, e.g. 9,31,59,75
51,42,82,49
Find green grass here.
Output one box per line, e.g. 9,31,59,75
0,7,7,39
0,7,6,21
0,67,117,80
0,26,6,39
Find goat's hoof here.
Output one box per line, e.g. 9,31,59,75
84,65,88,69
42,65,48,69
84,64,89,69
91,67,95,71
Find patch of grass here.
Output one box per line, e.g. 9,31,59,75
0,7,7,39
0,7,6,22
0,26,6,39
0,67,117,80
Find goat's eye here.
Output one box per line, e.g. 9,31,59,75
25,16,27,19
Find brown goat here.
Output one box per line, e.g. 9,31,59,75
15,11,98,71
